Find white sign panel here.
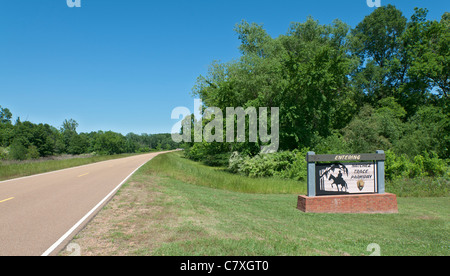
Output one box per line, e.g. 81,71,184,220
316,162,377,195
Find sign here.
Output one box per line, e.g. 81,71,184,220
306,153,385,162
316,162,377,195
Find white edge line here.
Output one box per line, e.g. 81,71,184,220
40,157,153,256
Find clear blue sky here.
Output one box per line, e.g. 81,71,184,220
0,0,448,135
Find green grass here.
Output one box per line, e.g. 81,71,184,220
66,152,450,256
386,176,449,197
141,152,306,195
150,178,450,256
0,153,139,181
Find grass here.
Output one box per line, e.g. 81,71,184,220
386,176,449,197
141,152,306,195
63,152,450,256
0,153,139,181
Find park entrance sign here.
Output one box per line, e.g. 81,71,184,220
297,151,398,214
316,162,377,195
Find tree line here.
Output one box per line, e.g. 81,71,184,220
0,110,179,161
183,5,449,178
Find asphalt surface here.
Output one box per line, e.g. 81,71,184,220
0,152,168,256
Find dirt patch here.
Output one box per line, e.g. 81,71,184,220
59,172,224,256
59,175,180,256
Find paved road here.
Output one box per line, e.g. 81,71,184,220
0,152,168,256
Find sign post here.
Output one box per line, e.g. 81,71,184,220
376,150,385,194
298,151,398,214
307,152,316,197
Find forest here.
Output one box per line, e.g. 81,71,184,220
182,5,449,185
0,113,179,161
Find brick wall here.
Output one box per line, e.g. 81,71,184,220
297,193,398,214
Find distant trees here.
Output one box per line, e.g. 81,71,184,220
0,114,179,161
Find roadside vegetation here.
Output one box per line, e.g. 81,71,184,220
65,152,450,256
0,112,180,162
0,153,141,182
181,5,449,191
143,151,305,194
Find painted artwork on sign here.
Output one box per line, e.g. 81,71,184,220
316,162,377,195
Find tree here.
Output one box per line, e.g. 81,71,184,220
92,131,126,155
0,106,12,124
406,9,450,100
61,119,80,155
61,119,79,133
350,4,408,102
395,105,449,158
67,133,89,155
9,139,28,161
193,18,357,153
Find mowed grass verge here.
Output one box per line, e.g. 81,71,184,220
63,152,450,256
142,152,306,195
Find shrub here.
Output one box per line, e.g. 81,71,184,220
274,149,308,181
228,151,243,173
9,140,28,161
203,152,230,167
0,147,8,160
228,148,309,181
385,150,447,180
26,145,40,160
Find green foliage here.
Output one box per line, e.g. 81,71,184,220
189,6,448,158
184,141,230,166
91,131,126,155
385,150,447,180
0,110,180,160
394,105,449,158
193,17,357,151
0,147,9,160
26,145,40,160
144,152,305,195
342,97,407,153
313,131,349,154
228,149,309,181
0,106,12,124
183,6,449,191
405,9,450,99
387,177,449,197
9,139,28,161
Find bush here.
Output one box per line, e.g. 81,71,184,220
184,141,230,166
385,150,447,180
26,145,40,160
274,149,308,181
9,140,28,161
0,147,8,160
229,148,447,186
203,153,231,167
228,148,309,181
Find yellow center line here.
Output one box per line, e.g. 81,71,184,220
0,197,15,204
78,173,90,178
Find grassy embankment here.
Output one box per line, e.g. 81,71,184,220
65,152,450,256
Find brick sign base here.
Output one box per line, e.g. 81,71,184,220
297,193,398,214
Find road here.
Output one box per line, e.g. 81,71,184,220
0,152,168,256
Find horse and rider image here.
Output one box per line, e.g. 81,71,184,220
316,162,377,195
328,171,349,192
318,163,350,194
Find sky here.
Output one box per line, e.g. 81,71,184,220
0,0,448,135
